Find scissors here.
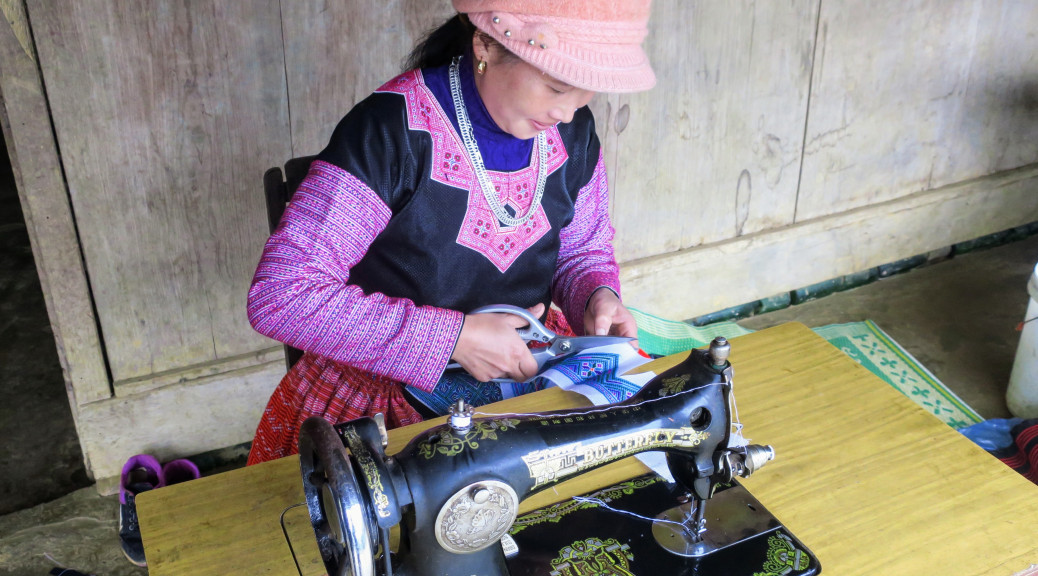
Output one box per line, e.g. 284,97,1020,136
444,304,635,377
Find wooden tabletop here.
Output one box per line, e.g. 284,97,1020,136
137,323,1038,575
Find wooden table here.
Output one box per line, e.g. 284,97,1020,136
137,323,1038,575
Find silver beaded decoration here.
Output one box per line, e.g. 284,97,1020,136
449,57,547,228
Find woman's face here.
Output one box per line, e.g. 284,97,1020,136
473,39,596,140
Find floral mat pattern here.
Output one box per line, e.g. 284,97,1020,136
629,309,982,429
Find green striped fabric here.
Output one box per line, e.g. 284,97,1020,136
629,307,751,356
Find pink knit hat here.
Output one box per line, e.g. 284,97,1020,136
452,0,656,93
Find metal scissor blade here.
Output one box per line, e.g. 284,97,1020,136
552,335,635,354
532,335,635,369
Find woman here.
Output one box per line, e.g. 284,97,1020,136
246,0,655,465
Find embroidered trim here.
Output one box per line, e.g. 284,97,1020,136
376,71,569,271
449,56,547,228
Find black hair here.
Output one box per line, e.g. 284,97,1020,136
402,14,518,73
402,14,475,72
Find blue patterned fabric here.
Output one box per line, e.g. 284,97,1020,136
406,374,513,416
533,352,644,404
407,348,650,416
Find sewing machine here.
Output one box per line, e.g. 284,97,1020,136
298,337,820,575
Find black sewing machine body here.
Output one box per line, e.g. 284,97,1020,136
298,339,820,576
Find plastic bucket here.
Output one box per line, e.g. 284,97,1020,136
1007,262,1038,418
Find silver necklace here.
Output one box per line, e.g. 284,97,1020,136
449,56,547,228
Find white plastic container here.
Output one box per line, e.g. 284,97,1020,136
1007,262,1038,418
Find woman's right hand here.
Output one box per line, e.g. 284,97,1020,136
449,303,546,382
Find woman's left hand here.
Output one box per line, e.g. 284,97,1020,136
584,288,638,346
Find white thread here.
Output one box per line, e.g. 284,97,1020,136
727,381,749,446
572,496,691,531
450,413,473,429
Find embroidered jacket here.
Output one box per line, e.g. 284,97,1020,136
247,67,621,392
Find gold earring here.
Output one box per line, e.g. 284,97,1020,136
477,59,487,75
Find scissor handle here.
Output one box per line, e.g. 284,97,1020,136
468,304,555,344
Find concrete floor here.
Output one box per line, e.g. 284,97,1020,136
1,133,1036,573
738,234,1038,420
0,139,144,576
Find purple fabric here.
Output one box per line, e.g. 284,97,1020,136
424,55,534,171
553,155,622,334
161,459,200,486
247,163,464,392
119,454,163,504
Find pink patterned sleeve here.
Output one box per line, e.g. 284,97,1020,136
552,154,622,335
247,161,463,391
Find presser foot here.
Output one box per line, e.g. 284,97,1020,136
652,483,780,558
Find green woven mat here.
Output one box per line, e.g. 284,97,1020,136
629,309,982,429
811,320,982,428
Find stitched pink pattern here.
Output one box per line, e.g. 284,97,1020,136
247,161,464,390
455,169,553,272
552,154,622,335
377,71,569,272
377,72,478,191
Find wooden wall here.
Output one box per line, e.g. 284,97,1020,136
1,0,1036,485
618,0,1038,318
28,0,289,386
282,1,456,153
605,0,818,259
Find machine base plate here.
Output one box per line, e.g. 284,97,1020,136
504,474,820,576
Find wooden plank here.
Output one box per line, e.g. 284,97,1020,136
143,456,317,576
734,324,1038,575
137,323,1038,575
26,0,292,382
797,0,1038,221
586,94,618,209
115,345,283,396
79,359,286,486
610,0,818,262
621,165,1038,321
282,0,456,155
0,0,110,407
